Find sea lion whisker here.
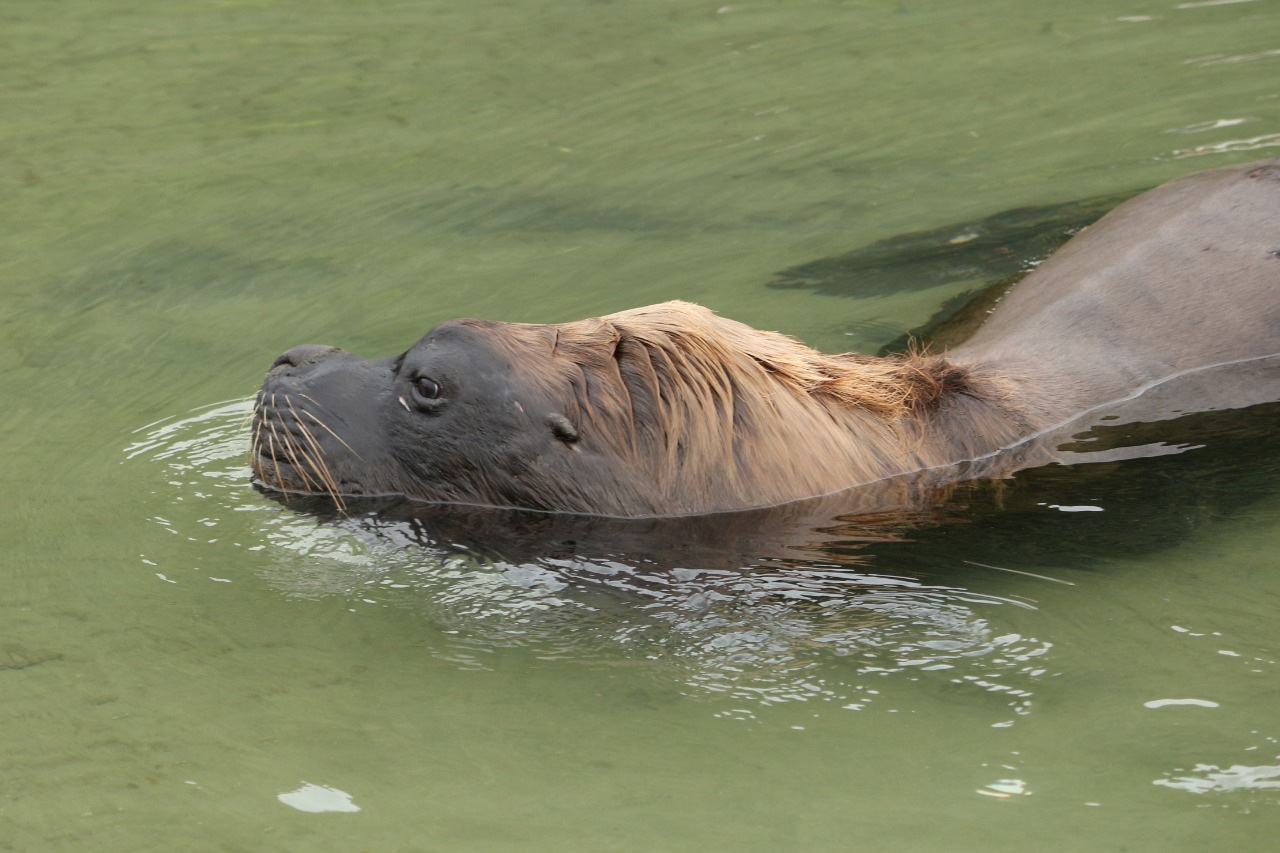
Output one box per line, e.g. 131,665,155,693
266,417,334,505
287,435,338,505
267,419,322,495
270,417,314,489
293,396,365,460
287,399,347,511
250,402,265,454
240,395,261,431
262,430,289,505
291,437,347,512
302,411,364,462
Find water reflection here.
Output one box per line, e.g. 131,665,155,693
234,490,1054,713
1155,762,1280,795
277,782,363,814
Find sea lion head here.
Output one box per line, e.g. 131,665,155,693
252,301,977,517
251,315,648,514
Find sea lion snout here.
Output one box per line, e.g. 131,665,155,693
270,344,345,373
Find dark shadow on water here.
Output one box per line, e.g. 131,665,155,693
888,402,1280,578
768,191,1137,300
767,189,1143,354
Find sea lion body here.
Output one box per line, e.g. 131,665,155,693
953,159,1280,425
252,159,1280,517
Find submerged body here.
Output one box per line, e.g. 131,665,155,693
252,159,1280,517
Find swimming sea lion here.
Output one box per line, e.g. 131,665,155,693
251,159,1280,517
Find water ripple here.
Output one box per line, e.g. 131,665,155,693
128,401,1053,715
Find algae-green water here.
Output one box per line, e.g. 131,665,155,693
3,1,1279,850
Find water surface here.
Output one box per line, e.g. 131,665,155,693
3,1,1279,850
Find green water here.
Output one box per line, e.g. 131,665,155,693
4,0,1280,850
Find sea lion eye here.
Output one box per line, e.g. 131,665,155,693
413,376,442,401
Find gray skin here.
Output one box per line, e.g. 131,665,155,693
252,159,1280,517
950,159,1280,428
253,322,610,511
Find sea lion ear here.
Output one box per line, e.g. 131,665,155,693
545,413,580,444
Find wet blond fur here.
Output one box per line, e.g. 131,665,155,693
464,301,1027,515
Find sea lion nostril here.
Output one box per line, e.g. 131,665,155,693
272,344,342,371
